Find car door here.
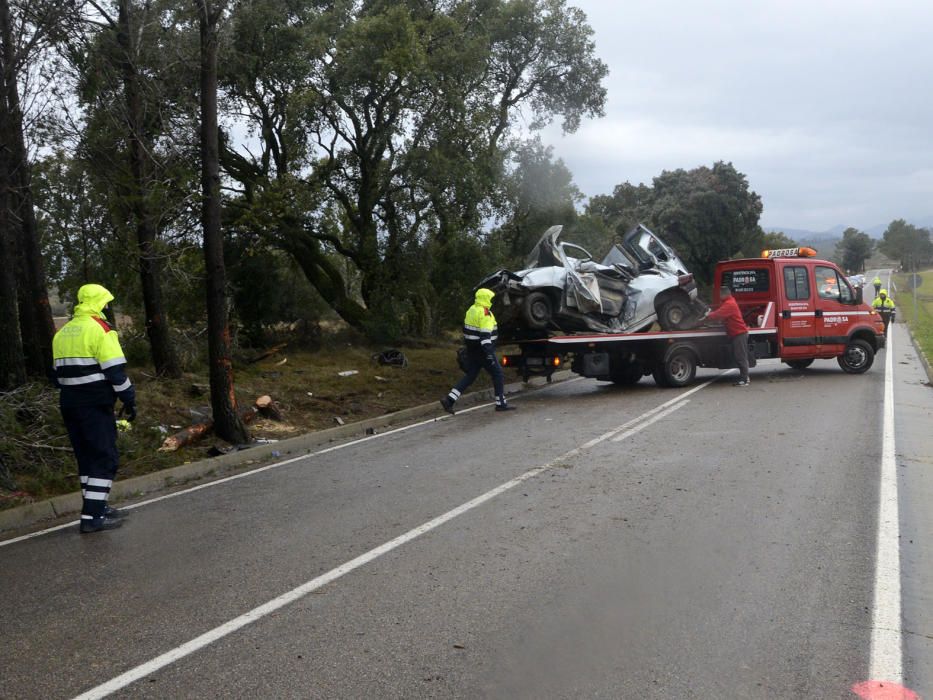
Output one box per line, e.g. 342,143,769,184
779,263,818,358
814,264,856,354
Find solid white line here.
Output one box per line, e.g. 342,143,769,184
868,325,902,682
70,375,724,698
611,399,689,442
0,380,585,549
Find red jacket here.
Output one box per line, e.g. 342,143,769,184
707,295,748,337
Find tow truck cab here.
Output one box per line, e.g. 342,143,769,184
715,248,885,370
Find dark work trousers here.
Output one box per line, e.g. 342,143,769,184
732,332,750,381
880,310,894,336
448,347,506,406
61,404,119,519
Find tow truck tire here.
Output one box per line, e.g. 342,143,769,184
837,338,874,374
522,291,553,329
785,359,814,370
658,349,697,387
658,297,691,330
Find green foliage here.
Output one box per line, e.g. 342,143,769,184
740,228,798,259
586,162,763,285
878,220,933,271
834,227,875,273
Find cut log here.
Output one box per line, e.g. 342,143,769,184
255,395,284,421
159,404,258,452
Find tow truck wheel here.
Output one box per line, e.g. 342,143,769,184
785,359,814,370
837,338,874,374
658,349,696,387
522,291,553,329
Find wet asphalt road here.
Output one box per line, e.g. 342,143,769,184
2,295,932,698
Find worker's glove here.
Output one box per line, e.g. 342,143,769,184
121,403,137,422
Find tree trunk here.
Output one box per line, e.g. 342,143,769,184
196,0,247,444
0,141,26,389
116,0,180,378
0,0,54,380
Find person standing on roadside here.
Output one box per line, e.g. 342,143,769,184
53,284,136,533
440,288,515,414
704,285,751,387
871,288,896,336
873,275,882,298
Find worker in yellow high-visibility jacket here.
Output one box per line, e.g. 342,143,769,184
52,284,136,533
440,288,515,414
871,288,896,337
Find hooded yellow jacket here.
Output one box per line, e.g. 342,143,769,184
52,284,136,408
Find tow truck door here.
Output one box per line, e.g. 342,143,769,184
777,262,818,358
813,264,857,354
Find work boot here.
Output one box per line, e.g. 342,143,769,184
104,505,128,519
79,516,124,534
495,404,517,411
440,397,456,415
733,378,750,387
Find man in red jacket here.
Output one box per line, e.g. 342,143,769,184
705,285,750,386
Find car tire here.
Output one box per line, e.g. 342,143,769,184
657,297,691,330
785,359,814,370
837,338,874,374
522,291,553,329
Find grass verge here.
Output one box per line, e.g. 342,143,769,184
892,268,933,361
1,337,501,511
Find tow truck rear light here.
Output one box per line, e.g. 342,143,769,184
551,356,561,368
501,355,511,367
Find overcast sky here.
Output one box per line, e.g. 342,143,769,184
539,0,933,232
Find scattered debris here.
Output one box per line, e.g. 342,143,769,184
247,343,287,364
374,375,389,382
372,349,409,367
334,416,345,426
337,370,358,377
275,357,288,366
365,427,376,435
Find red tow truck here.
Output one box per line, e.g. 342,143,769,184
501,248,887,387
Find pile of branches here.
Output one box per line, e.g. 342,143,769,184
0,384,73,504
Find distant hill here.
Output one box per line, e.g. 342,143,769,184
767,216,933,241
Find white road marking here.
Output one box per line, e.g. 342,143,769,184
70,375,724,698
611,399,689,441
1,381,584,549
868,318,903,682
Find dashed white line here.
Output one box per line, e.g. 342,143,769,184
70,375,723,698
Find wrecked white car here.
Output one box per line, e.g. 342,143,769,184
478,224,704,335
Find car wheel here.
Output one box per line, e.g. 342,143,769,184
522,291,553,329
785,359,814,370
658,297,691,330
837,339,874,374
657,349,696,388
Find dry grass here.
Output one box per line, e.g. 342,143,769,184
1,336,505,509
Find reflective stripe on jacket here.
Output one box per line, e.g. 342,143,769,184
462,288,498,351
52,285,135,408
872,297,895,310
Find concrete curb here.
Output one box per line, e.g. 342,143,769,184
0,371,573,536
